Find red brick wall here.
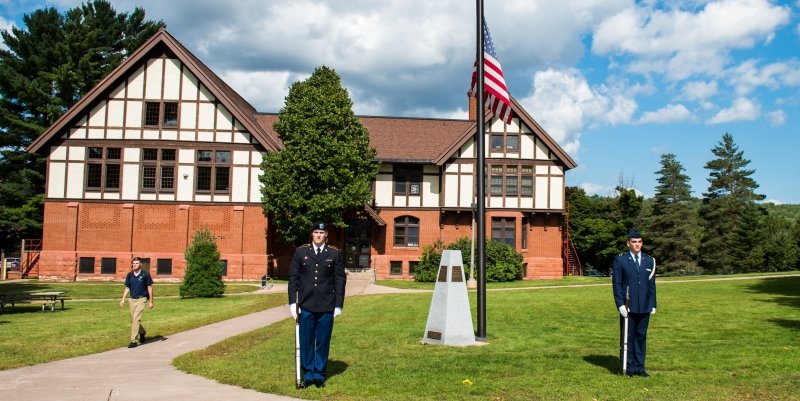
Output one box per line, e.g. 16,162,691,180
38,201,563,282
38,201,267,281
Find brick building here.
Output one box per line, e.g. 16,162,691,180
27,29,577,282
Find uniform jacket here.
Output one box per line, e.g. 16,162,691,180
612,252,657,314
288,243,346,313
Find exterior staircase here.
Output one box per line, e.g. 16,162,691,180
562,208,584,276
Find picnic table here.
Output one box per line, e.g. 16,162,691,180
0,291,69,312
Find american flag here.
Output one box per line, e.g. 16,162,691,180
470,18,513,124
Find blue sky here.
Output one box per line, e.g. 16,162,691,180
2,0,799,204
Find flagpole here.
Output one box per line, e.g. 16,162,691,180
475,0,487,341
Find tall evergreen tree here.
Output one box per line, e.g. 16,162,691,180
760,214,799,271
699,133,765,273
260,66,380,245
0,0,163,252
646,153,700,275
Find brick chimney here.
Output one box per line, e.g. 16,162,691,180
468,92,477,120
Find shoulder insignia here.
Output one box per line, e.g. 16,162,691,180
299,244,311,248
327,245,339,250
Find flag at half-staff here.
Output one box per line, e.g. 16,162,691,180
470,17,513,124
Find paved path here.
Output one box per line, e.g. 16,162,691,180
0,279,414,401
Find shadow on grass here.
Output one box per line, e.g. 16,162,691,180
768,318,800,331
583,354,619,374
747,276,800,310
327,360,349,379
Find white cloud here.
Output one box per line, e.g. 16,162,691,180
682,80,718,101
519,68,637,155
580,181,615,196
766,109,786,127
592,0,791,80
219,70,307,112
706,97,760,124
728,59,800,95
638,103,695,124
0,16,11,51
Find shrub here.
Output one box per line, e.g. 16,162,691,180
413,240,444,282
180,228,225,297
414,237,523,282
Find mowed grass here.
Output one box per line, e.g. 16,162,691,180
174,276,800,401
0,292,286,370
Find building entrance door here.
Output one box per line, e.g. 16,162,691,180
344,217,371,271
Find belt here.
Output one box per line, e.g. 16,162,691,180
131,296,147,299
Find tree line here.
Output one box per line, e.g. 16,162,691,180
568,133,800,276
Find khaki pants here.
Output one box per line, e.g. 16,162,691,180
128,297,147,342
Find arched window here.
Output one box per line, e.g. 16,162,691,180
394,216,420,247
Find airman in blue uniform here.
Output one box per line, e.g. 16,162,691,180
612,229,657,376
288,222,346,388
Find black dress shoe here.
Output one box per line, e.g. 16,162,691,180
314,379,325,388
128,342,138,348
638,370,650,377
298,380,314,389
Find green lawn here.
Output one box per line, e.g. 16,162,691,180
174,275,800,401
0,292,286,370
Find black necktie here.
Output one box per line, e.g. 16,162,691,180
316,247,321,255
635,254,639,266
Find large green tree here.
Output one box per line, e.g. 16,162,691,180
0,0,163,252
698,133,766,274
646,153,700,275
260,66,379,245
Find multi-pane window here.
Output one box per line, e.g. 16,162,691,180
144,101,179,128
394,165,422,195
156,258,172,275
390,261,403,275
487,164,533,197
394,216,420,247
86,147,121,191
521,166,533,196
492,217,516,247
505,166,518,196
79,257,95,274
142,148,176,193
490,132,520,152
196,150,231,194
101,258,117,274
220,260,228,276
139,258,151,273
490,166,503,196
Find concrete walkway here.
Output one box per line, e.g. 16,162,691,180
0,279,419,401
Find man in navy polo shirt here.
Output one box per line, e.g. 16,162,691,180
120,257,154,348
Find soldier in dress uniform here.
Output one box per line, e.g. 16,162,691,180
612,229,657,377
288,221,346,388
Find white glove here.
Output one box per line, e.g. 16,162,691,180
334,307,342,318
651,308,656,315
289,303,298,319
618,305,628,318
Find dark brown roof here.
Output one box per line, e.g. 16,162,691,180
28,28,280,153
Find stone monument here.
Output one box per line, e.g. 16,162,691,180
422,250,476,346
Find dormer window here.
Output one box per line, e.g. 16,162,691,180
144,101,178,128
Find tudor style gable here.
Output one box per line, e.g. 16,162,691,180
28,29,278,205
